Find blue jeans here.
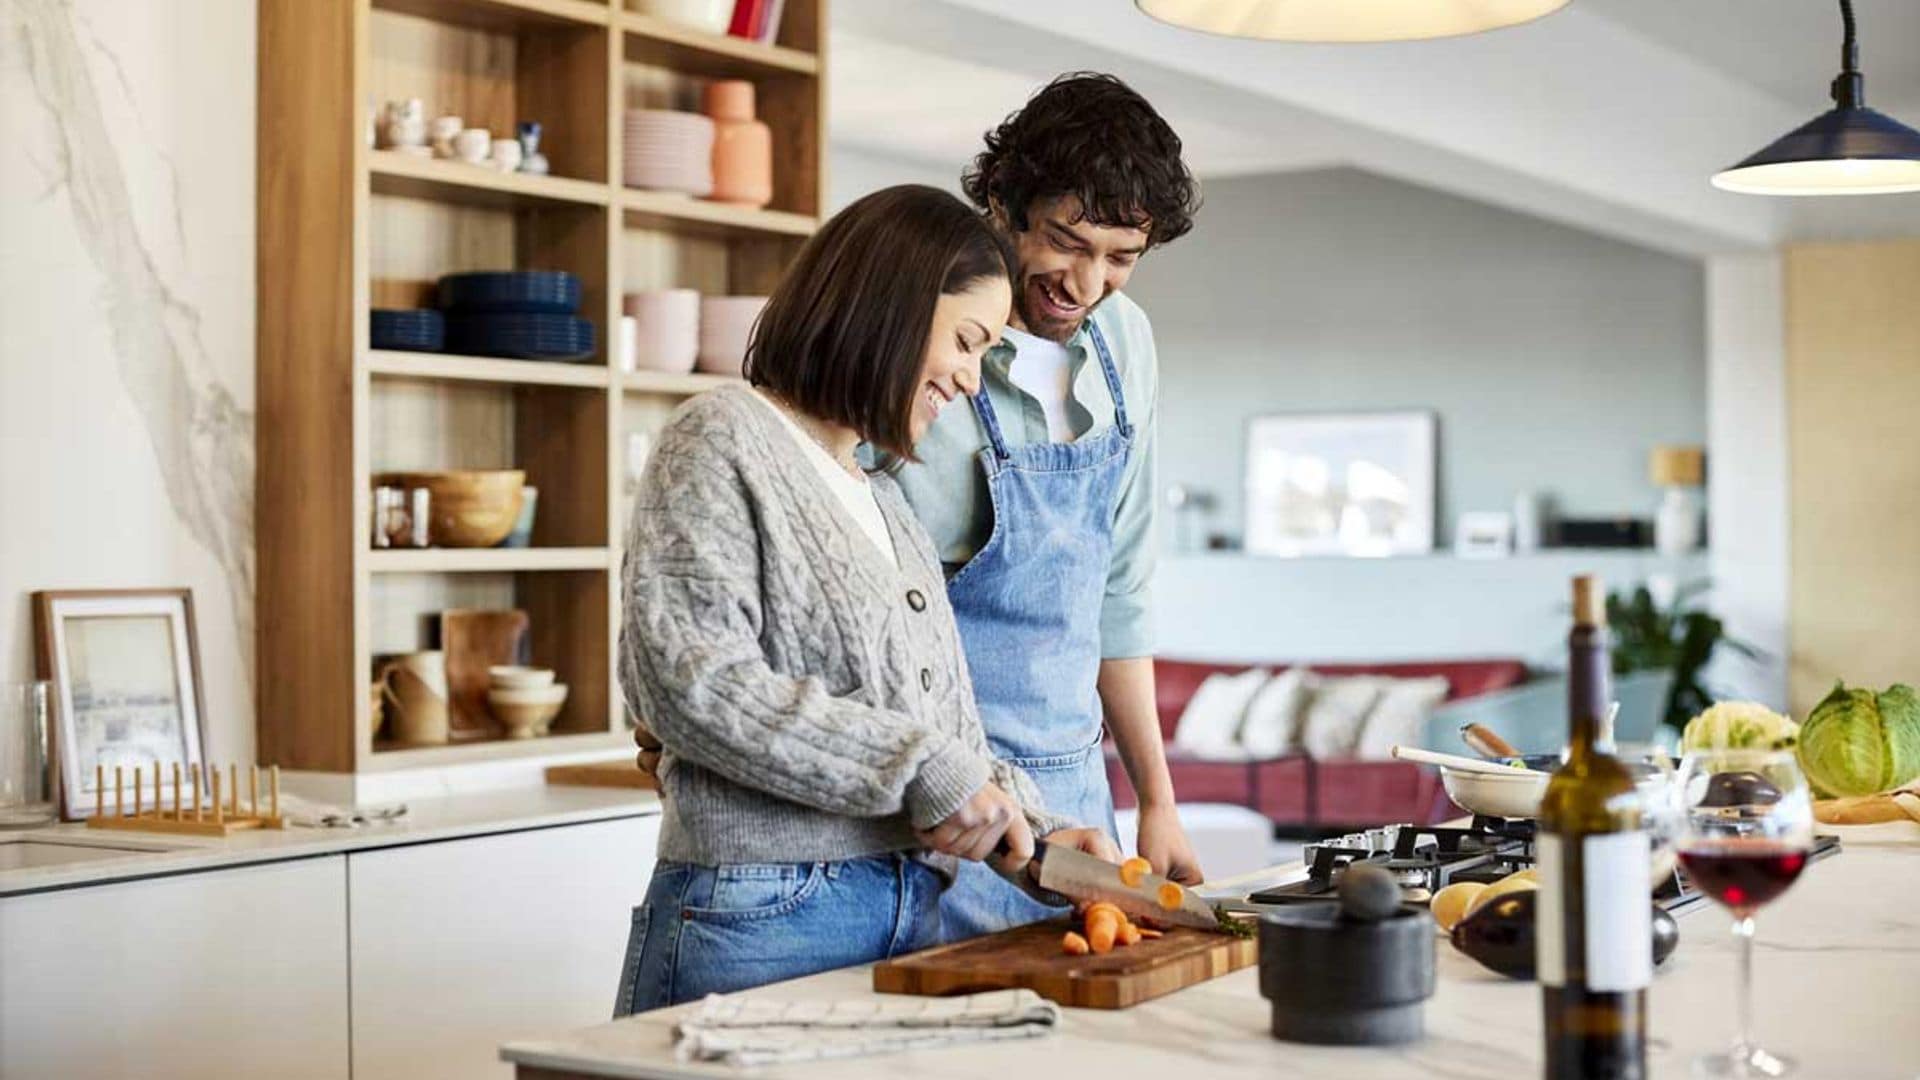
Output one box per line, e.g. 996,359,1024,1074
612,853,945,1016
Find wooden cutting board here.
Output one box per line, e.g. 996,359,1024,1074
873,919,1256,1009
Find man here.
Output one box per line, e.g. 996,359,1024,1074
889,71,1203,939
635,71,1203,939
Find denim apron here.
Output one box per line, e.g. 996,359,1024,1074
938,320,1131,941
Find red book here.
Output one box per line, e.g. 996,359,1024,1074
728,0,766,39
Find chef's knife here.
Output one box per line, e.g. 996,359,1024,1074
993,837,1220,931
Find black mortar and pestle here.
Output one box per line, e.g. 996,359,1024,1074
1258,862,1435,1046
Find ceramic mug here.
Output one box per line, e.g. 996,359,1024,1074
454,128,491,165
430,114,464,158
378,651,449,745
490,137,523,173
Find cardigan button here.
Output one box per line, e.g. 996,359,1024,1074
906,589,927,612
920,668,933,692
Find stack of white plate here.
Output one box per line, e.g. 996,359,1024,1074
698,296,768,377
623,110,714,197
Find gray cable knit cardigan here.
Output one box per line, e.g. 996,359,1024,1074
619,386,1073,868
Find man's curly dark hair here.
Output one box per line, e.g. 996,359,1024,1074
962,72,1198,247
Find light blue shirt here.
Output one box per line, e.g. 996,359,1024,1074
882,291,1159,659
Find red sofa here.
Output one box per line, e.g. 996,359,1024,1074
1105,658,1530,830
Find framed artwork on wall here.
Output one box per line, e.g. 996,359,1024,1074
32,589,208,820
1244,411,1437,558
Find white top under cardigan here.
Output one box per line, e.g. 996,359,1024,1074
749,388,898,569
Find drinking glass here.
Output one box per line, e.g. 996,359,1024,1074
0,682,56,828
1674,748,1815,1078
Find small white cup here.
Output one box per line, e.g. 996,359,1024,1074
454,128,491,165
490,137,523,173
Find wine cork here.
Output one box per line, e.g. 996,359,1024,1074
1572,575,1606,627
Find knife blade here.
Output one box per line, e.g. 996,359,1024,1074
1026,841,1221,931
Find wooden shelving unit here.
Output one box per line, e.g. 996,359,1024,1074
258,0,825,776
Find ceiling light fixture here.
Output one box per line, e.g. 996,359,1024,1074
1712,0,1920,196
1132,0,1570,44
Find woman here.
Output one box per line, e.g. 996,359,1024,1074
614,185,1119,1016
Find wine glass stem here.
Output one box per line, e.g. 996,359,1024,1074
1733,914,1756,1061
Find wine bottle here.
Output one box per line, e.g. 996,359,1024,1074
1538,575,1649,1078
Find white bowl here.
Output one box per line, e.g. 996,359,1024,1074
489,665,555,690
489,682,566,705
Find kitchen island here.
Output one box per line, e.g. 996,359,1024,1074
502,826,1920,1080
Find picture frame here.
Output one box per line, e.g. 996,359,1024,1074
1244,411,1437,558
32,589,208,820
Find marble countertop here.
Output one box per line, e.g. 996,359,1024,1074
0,785,661,897
501,827,1920,1080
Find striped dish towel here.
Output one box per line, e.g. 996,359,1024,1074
673,989,1062,1067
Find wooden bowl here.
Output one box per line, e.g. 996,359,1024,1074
382,470,526,547
488,683,567,739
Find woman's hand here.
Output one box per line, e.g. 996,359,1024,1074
917,783,1033,864
632,718,663,778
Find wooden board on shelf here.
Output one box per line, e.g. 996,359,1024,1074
370,152,611,210
367,729,632,771
619,189,814,238
620,370,738,396
369,350,613,388
368,547,609,573
873,920,1257,1010
374,0,609,31
620,11,819,78
545,758,657,790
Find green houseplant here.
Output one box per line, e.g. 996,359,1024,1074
1607,581,1758,734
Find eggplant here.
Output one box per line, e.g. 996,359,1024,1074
1450,891,1682,980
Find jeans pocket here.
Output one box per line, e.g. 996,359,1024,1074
683,862,827,925
612,903,654,1018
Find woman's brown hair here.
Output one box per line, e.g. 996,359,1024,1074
743,184,1016,459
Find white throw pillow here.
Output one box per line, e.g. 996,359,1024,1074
1237,667,1314,758
1353,676,1453,760
1296,676,1386,759
1171,669,1269,761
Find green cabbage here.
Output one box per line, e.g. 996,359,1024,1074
1682,701,1799,752
1797,682,1920,798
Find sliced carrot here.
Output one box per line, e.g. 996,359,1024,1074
1061,931,1090,956
1137,927,1164,939
1118,856,1152,888
1156,882,1184,910
1084,900,1125,923
1086,910,1121,954
1118,921,1142,947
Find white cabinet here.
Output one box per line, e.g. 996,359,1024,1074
0,857,351,1080
346,815,658,1080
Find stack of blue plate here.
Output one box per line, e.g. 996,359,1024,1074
438,271,581,315
437,270,593,361
370,308,445,352
444,312,596,361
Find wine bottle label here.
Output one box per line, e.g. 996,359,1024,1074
1536,831,1653,991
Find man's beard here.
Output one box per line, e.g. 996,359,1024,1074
1017,275,1090,344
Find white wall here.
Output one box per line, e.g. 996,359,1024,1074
0,1,256,758
1704,255,1789,708
1126,167,1707,553
829,143,961,212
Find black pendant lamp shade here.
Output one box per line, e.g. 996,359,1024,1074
1712,0,1920,196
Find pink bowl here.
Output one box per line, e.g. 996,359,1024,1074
623,289,701,374
697,296,767,377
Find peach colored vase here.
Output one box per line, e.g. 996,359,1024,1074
704,80,772,209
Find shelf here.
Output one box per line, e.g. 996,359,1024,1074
621,369,740,396
368,547,610,573
369,350,612,388
373,0,610,31
368,730,632,771
621,12,819,78
620,189,815,237
370,152,612,210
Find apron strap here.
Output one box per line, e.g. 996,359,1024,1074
968,371,1015,461
1085,320,1133,439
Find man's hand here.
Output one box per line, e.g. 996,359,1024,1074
916,783,1033,864
632,719,662,778
1136,803,1204,884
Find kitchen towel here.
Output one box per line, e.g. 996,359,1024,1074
673,988,1061,1067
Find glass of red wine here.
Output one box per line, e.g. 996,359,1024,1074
1675,747,1815,1078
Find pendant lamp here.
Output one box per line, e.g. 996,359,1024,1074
1712,0,1920,196
1133,0,1570,43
